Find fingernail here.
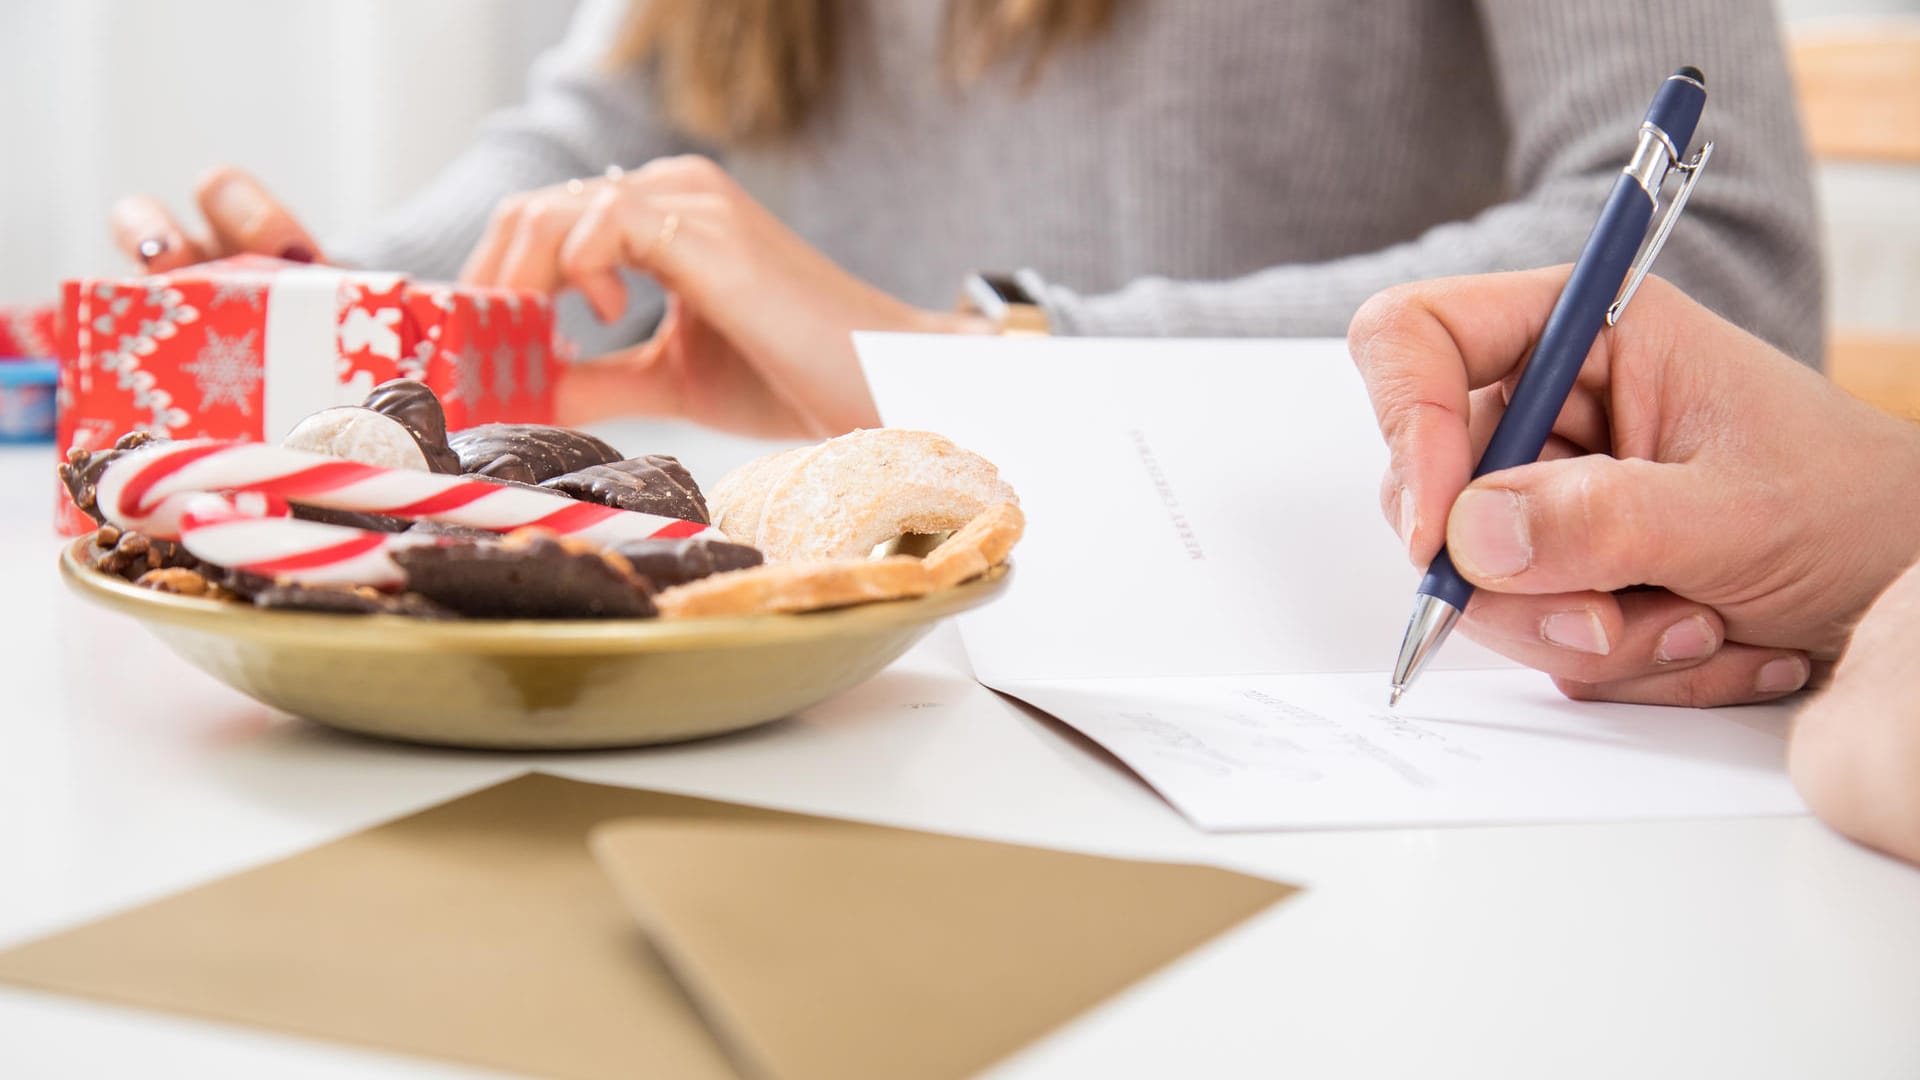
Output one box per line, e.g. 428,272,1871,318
137,237,168,265
1397,490,1418,559
1655,616,1718,663
1756,656,1809,695
279,244,315,264
207,176,265,230
1541,610,1610,655
1450,488,1531,580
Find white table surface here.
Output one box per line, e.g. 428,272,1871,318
2,434,1917,1080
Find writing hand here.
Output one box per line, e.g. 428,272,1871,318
1350,269,1920,706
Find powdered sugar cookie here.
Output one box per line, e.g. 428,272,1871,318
653,555,935,618
753,429,1017,562
709,445,811,543
923,503,1025,588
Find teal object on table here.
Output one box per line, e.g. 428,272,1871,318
0,359,57,444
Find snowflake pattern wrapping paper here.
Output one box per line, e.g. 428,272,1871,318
54,255,558,535
0,302,59,359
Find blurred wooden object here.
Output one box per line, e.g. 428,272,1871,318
1827,336,1920,420
1789,21,1920,418
1791,25,1920,163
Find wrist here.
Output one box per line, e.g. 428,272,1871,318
1879,418,1920,567
1830,410,1920,649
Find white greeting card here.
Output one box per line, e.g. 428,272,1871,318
858,334,1804,831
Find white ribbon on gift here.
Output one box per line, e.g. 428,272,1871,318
260,266,401,442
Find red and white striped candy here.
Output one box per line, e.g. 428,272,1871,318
96,438,714,546
177,492,433,588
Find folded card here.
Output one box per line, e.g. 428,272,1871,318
858,333,1806,831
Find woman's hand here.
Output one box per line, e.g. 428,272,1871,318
556,297,850,439
1790,557,1920,865
463,156,985,438
1349,268,1920,707
110,167,322,271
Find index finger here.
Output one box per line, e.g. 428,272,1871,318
109,195,209,273
194,166,321,262
1346,267,1573,565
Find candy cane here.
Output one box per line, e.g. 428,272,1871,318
177,492,432,588
95,438,713,545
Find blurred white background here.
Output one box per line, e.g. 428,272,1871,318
0,0,1915,339
0,0,580,303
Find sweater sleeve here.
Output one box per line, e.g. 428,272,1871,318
330,0,695,353
1042,0,1826,367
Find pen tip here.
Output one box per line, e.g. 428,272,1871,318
1678,65,1704,84
1389,687,1403,708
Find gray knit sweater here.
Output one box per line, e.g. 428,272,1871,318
337,0,1824,365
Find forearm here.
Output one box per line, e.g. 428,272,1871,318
1040,196,1599,340
1048,0,1823,367
1046,163,1821,364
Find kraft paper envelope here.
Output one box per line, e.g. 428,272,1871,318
0,773,1295,1079
591,819,1292,1080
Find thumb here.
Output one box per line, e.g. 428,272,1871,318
1444,455,1726,596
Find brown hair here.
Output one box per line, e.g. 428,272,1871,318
610,0,1120,146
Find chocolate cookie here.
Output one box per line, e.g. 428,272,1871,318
393,534,656,619
362,379,461,474
284,406,417,469
253,583,455,618
612,535,764,590
291,504,411,533
449,424,623,485
404,519,502,543
541,455,711,524
59,432,164,527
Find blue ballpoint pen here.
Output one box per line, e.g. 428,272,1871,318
1388,66,1716,706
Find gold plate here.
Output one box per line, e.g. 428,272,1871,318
60,538,1008,749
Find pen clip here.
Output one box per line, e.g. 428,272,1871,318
1607,140,1714,326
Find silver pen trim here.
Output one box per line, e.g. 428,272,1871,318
1609,141,1714,325
1389,594,1463,706
1622,126,1675,198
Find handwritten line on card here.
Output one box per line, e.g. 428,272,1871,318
997,671,1802,832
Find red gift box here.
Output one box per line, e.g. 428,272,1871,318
0,301,59,358
55,256,559,534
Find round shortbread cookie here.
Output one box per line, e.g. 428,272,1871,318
653,555,935,618
708,445,812,544
753,429,1017,562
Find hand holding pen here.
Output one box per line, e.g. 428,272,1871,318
1384,67,1715,706
1348,76,1920,707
